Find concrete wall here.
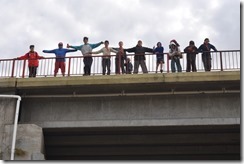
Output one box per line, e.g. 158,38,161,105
0,98,16,160
20,93,240,128
2,124,44,160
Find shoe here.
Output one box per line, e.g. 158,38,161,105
160,70,163,73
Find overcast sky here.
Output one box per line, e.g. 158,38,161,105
0,0,241,59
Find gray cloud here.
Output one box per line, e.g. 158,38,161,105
0,0,240,59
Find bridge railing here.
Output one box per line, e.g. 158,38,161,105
0,50,240,78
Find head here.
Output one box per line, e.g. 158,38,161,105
137,40,142,47
58,42,63,48
204,38,210,44
169,42,176,49
189,40,195,46
119,41,123,47
157,42,162,47
170,39,180,47
126,58,131,62
104,40,109,47
29,45,34,52
83,37,89,44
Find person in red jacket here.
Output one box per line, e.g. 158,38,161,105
17,45,44,77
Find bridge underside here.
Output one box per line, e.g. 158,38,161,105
43,125,240,160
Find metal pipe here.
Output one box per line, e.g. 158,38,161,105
0,95,21,160
21,90,240,99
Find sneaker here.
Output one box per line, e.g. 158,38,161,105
160,70,163,73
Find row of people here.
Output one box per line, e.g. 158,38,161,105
16,37,217,77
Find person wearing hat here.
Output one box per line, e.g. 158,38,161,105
43,42,77,77
198,38,217,71
168,40,182,73
17,45,44,78
184,41,198,72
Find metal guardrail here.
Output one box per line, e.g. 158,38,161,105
0,50,240,78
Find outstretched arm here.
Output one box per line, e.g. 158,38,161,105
66,49,77,53
17,53,29,60
43,49,56,53
124,47,136,53
90,42,103,49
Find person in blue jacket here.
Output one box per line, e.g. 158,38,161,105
43,42,77,77
153,42,164,73
198,38,217,71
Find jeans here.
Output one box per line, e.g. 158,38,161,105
202,54,211,71
83,57,93,75
171,57,182,73
102,58,111,75
133,60,148,74
115,58,125,74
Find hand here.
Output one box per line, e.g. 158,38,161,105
67,44,70,48
101,41,104,44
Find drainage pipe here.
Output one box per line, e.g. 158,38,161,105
0,95,21,160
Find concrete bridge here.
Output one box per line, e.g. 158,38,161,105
0,71,241,160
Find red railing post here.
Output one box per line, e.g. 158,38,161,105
11,59,16,78
22,60,26,78
68,57,71,77
219,51,224,71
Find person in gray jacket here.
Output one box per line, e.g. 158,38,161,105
125,40,153,74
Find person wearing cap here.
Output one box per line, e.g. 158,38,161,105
17,45,44,78
184,41,198,72
125,40,153,74
43,42,77,77
198,38,217,71
153,42,164,73
67,37,103,76
169,40,182,73
91,40,118,75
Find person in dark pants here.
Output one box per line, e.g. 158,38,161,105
91,40,118,75
153,42,164,73
68,37,103,76
198,38,217,71
125,40,153,74
113,41,126,74
17,45,44,77
184,41,198,72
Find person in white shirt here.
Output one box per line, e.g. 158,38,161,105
92,40,118,75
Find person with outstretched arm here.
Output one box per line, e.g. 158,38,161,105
67,37,103,76
43,42,77,77
125,40,153,74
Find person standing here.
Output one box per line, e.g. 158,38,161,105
153,42,164,73
184,41,198,72
17,45,44,78
67,37,103,76
168,40,182,73
113,41,126,74
43,42,77,77
125,40,153,74
91,40,118,75
198,38,217,71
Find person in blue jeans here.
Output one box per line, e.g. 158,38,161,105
168,40,182,73
153,42,164,73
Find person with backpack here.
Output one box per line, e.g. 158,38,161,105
17,45,44,78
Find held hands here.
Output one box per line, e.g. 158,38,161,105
67,44,70,48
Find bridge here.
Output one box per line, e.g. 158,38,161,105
0,50,241,160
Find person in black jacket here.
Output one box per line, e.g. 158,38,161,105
198,38,217,71
184,41,198,72
125,40,153,74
